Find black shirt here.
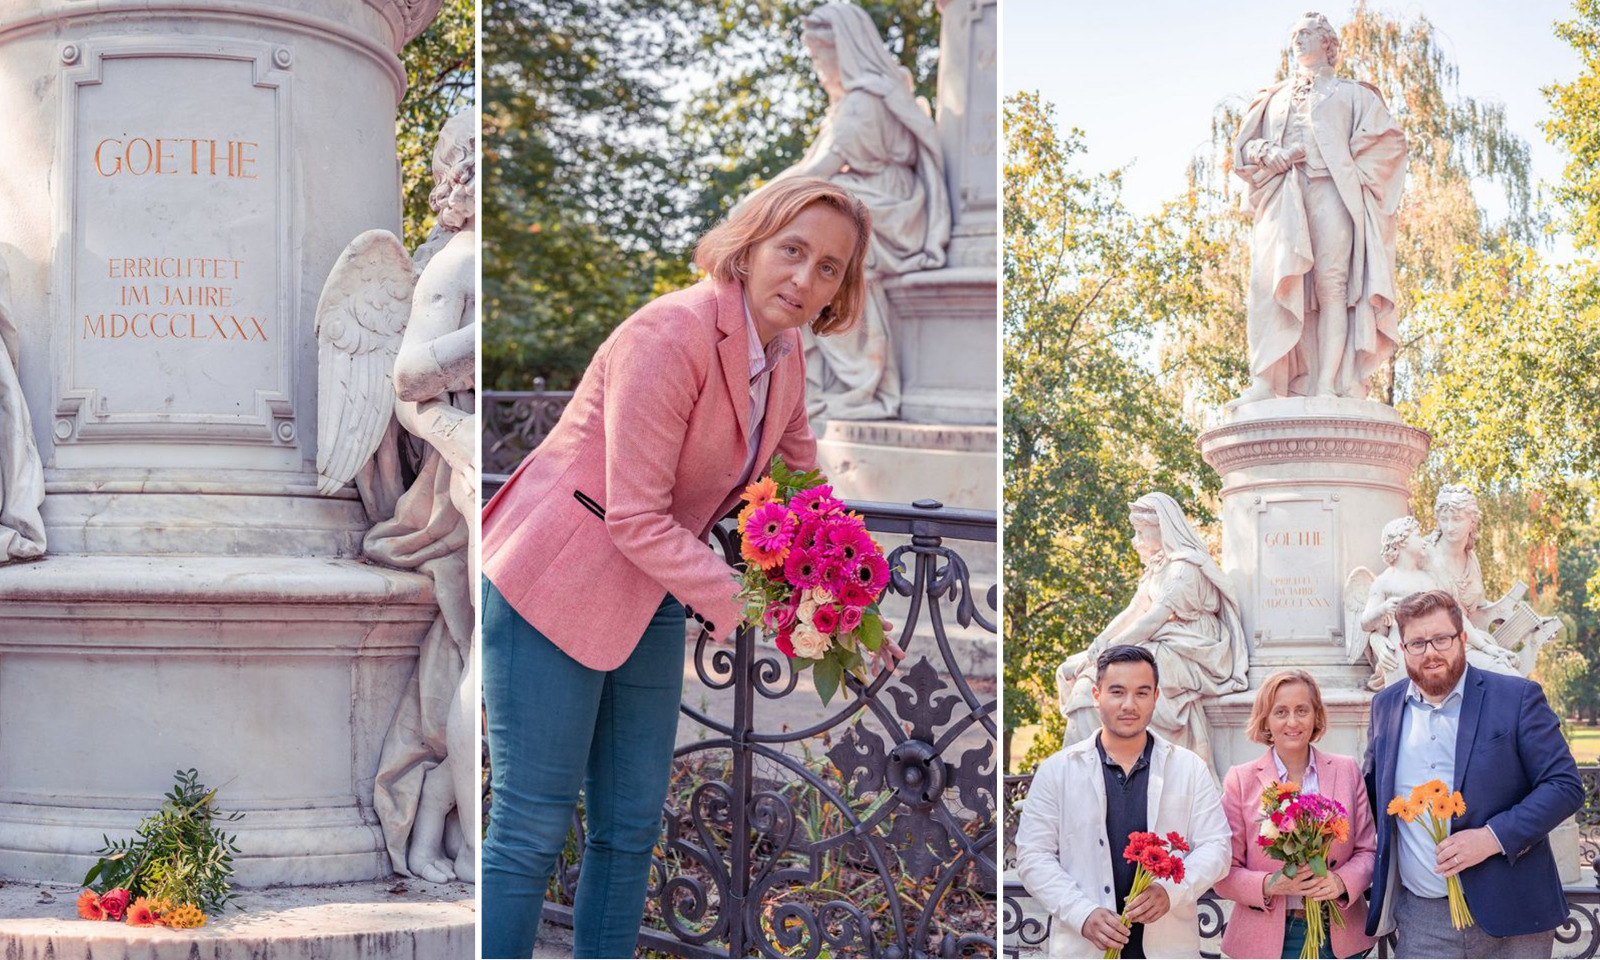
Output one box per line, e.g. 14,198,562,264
1097,730,1154,960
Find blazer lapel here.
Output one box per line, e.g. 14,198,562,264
1453,667,1487,792
713,279,751,445
1376,687,1402,810
1315,746,1336,799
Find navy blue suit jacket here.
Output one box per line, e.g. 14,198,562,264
1362,666,1582,938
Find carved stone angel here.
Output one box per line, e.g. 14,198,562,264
314,109,477,883
1342,516,1428,690
0,258,45,564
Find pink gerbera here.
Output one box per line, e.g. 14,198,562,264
825,520,874,565
794,515,827,553
818,560,846,594
790,485,844,518
848,554,891,595
744,502,796,554
784,547,825,590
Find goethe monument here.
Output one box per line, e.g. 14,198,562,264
0,0,471,891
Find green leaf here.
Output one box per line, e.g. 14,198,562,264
1283,862,1297,878
814,657,842,707
859,615,883,653
1310,855,1328,878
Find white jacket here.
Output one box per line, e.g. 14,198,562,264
1015,733,1231,959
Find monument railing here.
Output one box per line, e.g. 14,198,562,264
482,389,1000,957
1002,767,1600,958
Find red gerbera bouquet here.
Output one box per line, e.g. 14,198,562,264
1104,830,1190,959
1256,780,1351,958
734,457,894,705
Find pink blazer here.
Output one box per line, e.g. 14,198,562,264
481,277,816,670
1216,749,1378,959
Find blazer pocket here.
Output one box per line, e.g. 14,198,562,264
573,489,606,520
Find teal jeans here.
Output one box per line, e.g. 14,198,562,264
480,577,686,959
1281,911,1359,959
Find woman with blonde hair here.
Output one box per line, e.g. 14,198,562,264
1216,670,1378,958
479,176,871,958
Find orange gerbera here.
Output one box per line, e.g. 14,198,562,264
1412,779,1450,803
75,889,103,921
740,476,779,509
739,536,788,570
125,896,161,927
1331,817,1350,843
1278,781,1301,795
1432,791,1467,819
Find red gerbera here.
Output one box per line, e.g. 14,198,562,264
1165,831,1190,853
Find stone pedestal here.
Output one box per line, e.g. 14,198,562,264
934,0,997,273
884,267,996,428
0,0,443,890
816,419,996,509
1198,398,1431,691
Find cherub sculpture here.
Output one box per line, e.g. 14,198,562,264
1342,516,1429,690
314,109,477,883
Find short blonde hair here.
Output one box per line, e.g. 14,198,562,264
693,177,871,336
1247,670,1328,745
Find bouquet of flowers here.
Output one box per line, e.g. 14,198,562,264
734,457,894,706
1255,780,1351,959
1104,830,1190,959
77,769,242,930
1388,779,1473,929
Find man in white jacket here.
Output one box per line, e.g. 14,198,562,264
1017,645,1231,958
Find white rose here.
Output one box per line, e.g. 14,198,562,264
812,587,835,605
798,598,820,625
1259,818,1281,841
792,623,830,659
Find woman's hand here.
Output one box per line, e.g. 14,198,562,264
1299,871,1347,902
1262,869,1318,900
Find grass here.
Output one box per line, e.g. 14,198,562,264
1568,723,1600,764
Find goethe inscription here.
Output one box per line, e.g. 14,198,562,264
69,52,282,422
1256,498,1338,640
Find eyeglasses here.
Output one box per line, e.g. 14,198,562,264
1401,633,1461,656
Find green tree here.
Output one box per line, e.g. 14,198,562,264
481,0,943,388
398,0,476,249
1002,93,1216,771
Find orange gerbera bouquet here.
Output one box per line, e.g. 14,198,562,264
1388,779,1472,928
1255,780,1352,959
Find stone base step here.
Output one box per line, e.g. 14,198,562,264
0,879,473,959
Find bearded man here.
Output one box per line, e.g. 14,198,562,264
1361,590,1581,958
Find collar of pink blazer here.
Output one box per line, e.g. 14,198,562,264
481,276,815,671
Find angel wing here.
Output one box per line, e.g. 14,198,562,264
1342,567,1376,664
314,230,416,496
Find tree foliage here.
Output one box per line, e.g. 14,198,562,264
398,0,476,250
482,0,941,389
1002,93,1216,770
1005,4,1600,768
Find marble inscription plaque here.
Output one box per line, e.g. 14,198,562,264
1255,497,1338,640
61,45,291,443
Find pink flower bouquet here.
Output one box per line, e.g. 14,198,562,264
734,457,895,705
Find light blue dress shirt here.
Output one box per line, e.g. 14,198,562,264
1394,672,1467,898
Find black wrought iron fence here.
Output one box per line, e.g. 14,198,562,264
484,390,999,957
1002,766,1600,958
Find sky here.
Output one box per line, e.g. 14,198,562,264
1002,0,1583,254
